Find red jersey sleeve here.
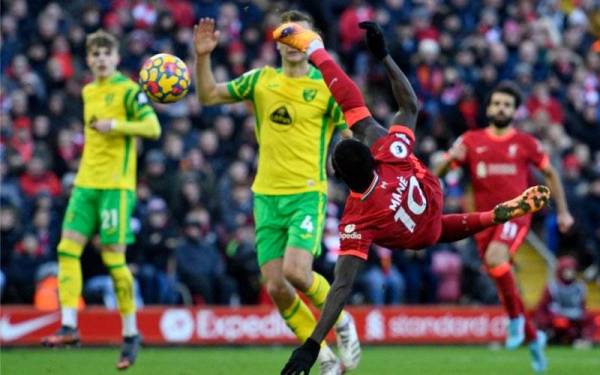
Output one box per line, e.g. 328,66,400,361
523,134,549,170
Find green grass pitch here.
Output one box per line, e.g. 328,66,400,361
1,346,598,374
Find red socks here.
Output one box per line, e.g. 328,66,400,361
438,212,494,243
517,296,539,341
309,49,370,127
488,263,522,319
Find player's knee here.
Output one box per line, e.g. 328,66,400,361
266,278,292,301
485,243,509,268
100,249,128,275
282,261,311,291
57,236,85,258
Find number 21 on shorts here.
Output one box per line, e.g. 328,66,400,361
101,209,118,231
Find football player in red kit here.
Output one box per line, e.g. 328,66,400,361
274,22,551,375
435,83,573,367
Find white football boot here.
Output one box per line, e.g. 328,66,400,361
335,313,362,370
318,345,343,375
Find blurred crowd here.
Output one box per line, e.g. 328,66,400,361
1,0,599,312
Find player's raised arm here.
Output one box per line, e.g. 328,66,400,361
281,255,363,375
193,18,238,105
359,21,419,131
273,22,387,148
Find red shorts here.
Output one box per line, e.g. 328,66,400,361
474,215,531,258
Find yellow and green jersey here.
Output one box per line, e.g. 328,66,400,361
75,72,159,191
227,66,346,195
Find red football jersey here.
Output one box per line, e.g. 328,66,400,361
454,128,549,211
338,126,444,260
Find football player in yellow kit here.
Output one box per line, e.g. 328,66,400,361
42,30,161,370
194,10,360,375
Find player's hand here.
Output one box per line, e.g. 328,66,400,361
557,211,574,233
281,338,320,375
194,18,220,56
359,21,389,60
91,119,114,133
447,142,466,162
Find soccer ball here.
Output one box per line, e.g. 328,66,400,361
139,53,190,103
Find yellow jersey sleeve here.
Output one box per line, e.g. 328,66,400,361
125,87,155,120
113,87,161,139
226,68,263,101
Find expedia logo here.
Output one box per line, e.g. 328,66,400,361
340,224,361,240
270,106,292,125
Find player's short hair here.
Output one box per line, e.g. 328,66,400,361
86,29,118,54
486,81,523,109
332,139,375,193
280,10,314,27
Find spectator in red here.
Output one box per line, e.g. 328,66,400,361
411,7,440,42
527,82,564,125
534,256,596,346
10,117,34,163
50,36,74,80
339,0,374,53
19,152,62,198
164,0,195,28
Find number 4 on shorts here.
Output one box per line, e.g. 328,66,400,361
300,215,314,233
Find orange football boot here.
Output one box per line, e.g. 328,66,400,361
493,185,551,223
272,22,322,52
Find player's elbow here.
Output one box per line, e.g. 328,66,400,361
151,127,161,140
197,88,223,106
405,99,420,117
541,163,556,179
148,122,162,140
394,101,419,122
196,91,213,106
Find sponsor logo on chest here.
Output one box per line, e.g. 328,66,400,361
476,161,517,178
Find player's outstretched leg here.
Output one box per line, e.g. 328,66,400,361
274,22,370,128
439,185,550,244
492,185,550,223
529,330,548,372
273,22,322,53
